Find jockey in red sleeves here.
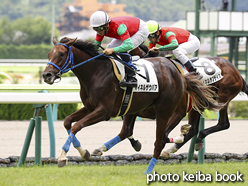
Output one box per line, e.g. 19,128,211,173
90,11,149,87
146,20,201,76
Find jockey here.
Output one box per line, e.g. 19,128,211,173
90,11,149,88
146,20,201,75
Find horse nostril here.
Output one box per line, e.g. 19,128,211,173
42,72,52,79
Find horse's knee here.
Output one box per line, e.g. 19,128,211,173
64,115,73,130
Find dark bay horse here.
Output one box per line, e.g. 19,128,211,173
120,46,248,157
42,37,222,173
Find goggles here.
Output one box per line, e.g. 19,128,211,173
148,33,157,38
93,26,105,32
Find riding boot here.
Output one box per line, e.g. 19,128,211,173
119,66,137,88
118,54,137,88
184,60,197,72
184,60,203,79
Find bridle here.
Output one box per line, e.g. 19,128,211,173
47,43,105,79
47,43,137,81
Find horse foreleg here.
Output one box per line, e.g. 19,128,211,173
161,124,191,158
160,106,189,158
63,107,91,161
58,133,74,167
168,124,191,143
59,106,110,166
58,149,68,167
164,110,201,157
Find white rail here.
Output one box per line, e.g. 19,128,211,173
0,84,246,104
0,93,81,104
0,59,48,66
0,91,246,104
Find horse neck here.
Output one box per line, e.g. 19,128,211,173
71,47,112,87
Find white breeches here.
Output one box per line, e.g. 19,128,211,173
172,34,200,64
107,19,149,50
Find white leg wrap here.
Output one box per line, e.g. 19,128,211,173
58,149,68,161
165,144,178,154
170,134,184,143
98,144,107,152
76,146,86,158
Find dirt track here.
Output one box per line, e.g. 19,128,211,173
0,119,247,158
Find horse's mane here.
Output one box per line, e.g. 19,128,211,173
59,37,106,59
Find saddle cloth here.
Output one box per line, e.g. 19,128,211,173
111,57,159,92
171,57,223,85
169,57,223,113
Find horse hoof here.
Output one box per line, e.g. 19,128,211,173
91,149,103,156
133,140,142,152
58,159,68,167
180,124,191,135
195,143,204,151
83,149,91,161
160,151,170,158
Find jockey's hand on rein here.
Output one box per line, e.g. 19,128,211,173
149,47,160,53
147,47,160,57
103,48,115,55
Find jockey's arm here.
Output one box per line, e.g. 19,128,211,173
94,40,102,50
113,24,133,53
159,31,179,51
94,34,104,50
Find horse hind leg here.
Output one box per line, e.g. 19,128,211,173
91,114,139,156
145,113,172,174
195,108,230,151
128,135,142,151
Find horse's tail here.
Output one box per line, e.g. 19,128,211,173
183,73,224,114
241,77,248,95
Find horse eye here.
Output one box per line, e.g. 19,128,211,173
59,52,65,58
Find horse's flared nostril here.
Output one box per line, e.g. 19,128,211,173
42,72,52,79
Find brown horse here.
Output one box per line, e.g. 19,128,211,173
42,37,222,173
116,45,248,157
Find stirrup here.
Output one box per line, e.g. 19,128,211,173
119,81,137,88
119,77,137,88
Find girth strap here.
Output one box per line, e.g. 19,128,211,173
115,87,134,117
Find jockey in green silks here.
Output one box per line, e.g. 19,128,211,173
146,20,201,76
90,11,149,88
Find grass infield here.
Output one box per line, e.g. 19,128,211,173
0,162,247,186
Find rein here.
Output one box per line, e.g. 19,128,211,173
47,43,105,76
47,43,137,78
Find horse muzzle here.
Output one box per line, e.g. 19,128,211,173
42,71,58,85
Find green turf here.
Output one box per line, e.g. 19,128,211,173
0,162,247,186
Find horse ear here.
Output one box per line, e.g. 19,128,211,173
66,38,77,46
53,37,57,45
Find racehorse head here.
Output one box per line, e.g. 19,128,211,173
42,37,77,84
